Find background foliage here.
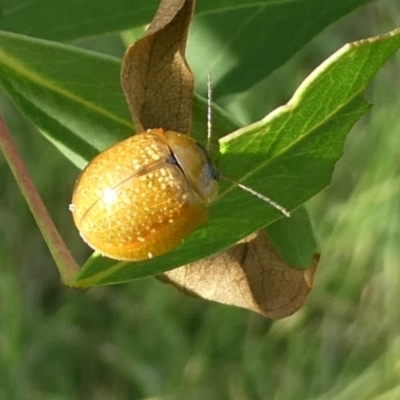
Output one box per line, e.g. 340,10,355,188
1,0,400,399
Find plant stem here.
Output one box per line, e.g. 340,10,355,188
0,115,79,286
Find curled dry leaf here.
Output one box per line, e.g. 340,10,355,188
121,0,194,133
160,231,318,319
120,0,318,318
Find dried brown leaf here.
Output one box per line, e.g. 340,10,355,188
121,0,195,133
120,0,318,318
160,231,319,319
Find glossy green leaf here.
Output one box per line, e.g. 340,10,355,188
71,29,400,287
0,32,132,168
188,0,375,98
1,29,399,287
264,206,318,268
1,0,374,99
0,0,158,41
0,31,237,169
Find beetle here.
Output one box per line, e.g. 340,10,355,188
70,128,219,261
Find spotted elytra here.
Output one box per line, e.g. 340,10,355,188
70,128,219,261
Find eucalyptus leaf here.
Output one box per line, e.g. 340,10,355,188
1,28,399,287
265,206,317,269
1,0,374,99
0,31,236,168
72,29,400,287
188,0,375,98
0,0,159,41
0,32,132,168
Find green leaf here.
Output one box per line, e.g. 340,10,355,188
188,0,375,98
1,29,399,287
264,206,318,269
70,29,400,287
0,31,237,169
0,32,132,168
1,0,374,98
0,0,159,41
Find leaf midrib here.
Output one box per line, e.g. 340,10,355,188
0,45,132,129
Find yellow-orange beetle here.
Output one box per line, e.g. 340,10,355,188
71,129,219,261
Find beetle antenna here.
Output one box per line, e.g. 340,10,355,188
205,70,290,218
206,69,212,152
221,174,291,218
